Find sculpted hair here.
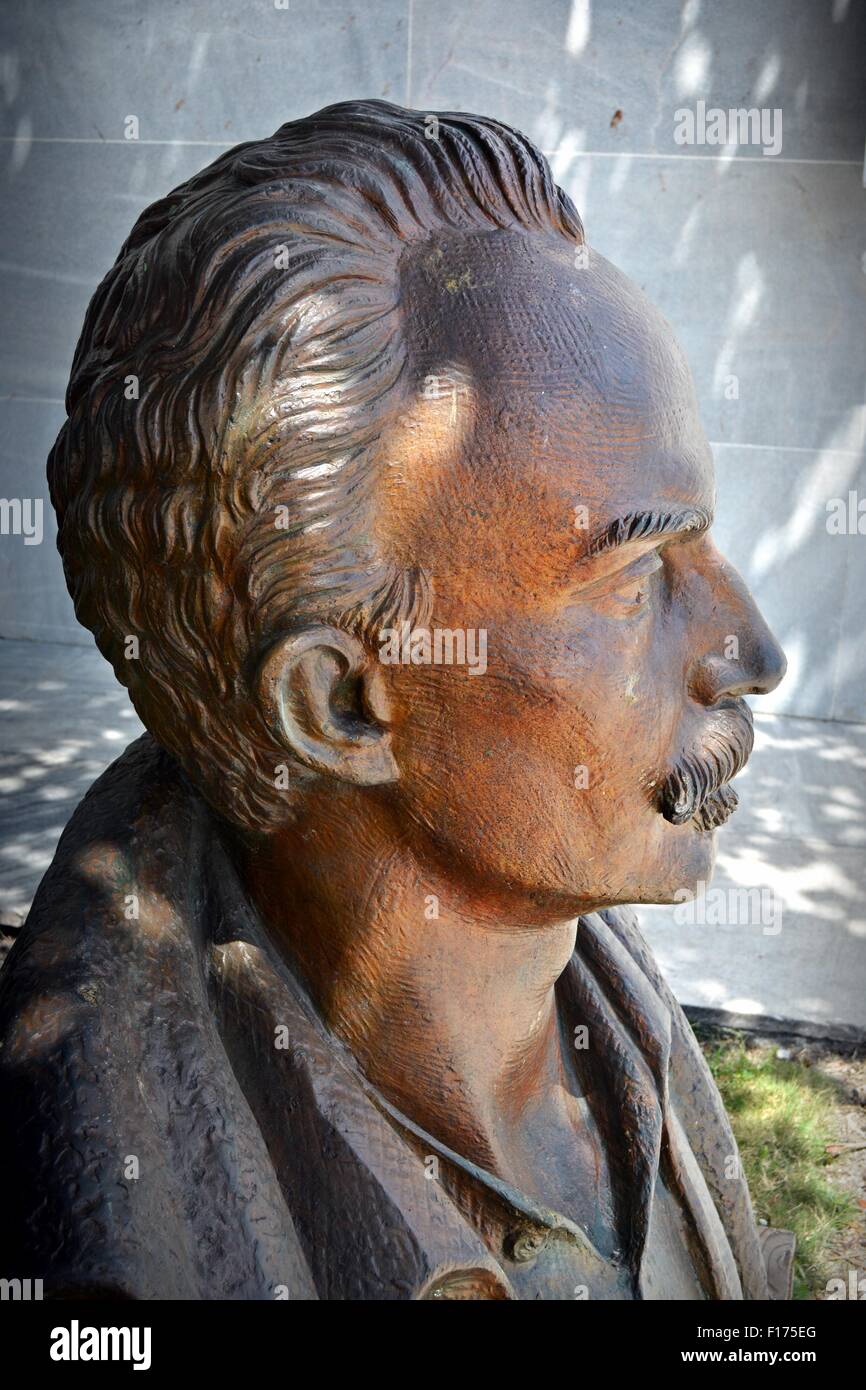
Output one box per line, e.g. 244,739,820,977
48,99,584,831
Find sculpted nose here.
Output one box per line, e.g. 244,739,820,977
689,603,787,705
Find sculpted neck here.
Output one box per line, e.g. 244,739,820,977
237,784,581,1173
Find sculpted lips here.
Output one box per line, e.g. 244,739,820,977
657,701,755,833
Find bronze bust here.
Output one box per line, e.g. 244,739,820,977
0,100,787,1301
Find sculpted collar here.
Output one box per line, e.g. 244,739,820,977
0,735,770,1300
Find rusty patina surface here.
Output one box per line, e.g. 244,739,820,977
0,100,787,1299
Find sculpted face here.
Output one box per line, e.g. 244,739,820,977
44,97,784,926
368,231,786,915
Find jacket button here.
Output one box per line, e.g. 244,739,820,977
507,1226,549,1263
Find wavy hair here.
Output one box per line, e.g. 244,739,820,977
48,99,584,831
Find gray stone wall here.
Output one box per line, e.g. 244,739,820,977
1,0,864,717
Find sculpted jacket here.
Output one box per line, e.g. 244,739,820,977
0,735,779,1300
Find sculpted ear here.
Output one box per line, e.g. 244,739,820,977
256,626,398,786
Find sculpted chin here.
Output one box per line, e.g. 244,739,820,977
0,100,789,1301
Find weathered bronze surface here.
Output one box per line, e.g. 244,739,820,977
0,101,789,1300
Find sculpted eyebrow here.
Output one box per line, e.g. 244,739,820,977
587,505,713,557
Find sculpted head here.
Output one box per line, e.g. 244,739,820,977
49,100,785,920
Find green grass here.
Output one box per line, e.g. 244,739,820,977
702,1034,857,1299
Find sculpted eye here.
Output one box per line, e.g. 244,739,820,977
591,552,663,616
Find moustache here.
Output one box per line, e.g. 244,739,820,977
657,701,754,832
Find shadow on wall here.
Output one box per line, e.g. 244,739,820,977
0,3,864,718
0,640,144,925
641,713,866,1029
